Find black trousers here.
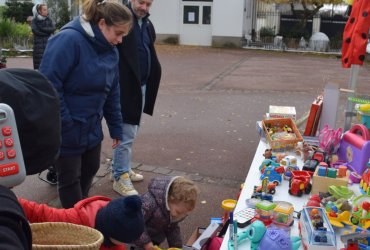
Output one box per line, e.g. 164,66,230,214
56,143,101,208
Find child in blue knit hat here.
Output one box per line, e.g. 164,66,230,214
19,195,144,250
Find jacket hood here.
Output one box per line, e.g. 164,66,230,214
147,176,180,211
61,17,115,53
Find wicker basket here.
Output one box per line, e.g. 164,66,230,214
262,117,303,151
31,222,104,250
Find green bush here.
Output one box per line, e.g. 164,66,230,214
0,19,15,37
13,22,31,37
260,27,275,38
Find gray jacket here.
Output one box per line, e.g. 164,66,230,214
134,176,183,248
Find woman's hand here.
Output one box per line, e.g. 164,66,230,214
112,139,120,149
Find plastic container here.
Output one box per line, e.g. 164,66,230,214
262,118,303,151
299,207,336,250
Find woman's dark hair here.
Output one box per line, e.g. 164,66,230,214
83,0,132,26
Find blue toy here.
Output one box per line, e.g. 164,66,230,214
260,165,285,185
228,220,301,250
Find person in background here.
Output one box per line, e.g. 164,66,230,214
39,0,132,208
19,195,144,250
131,176,199,250
31,3,55,70
112,0,162,196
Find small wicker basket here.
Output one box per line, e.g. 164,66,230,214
31,222,104,250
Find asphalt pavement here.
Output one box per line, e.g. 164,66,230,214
8,45,370,247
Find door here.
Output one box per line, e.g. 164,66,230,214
180,1,213,46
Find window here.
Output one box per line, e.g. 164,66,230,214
183,6,199,24
202,6,211,25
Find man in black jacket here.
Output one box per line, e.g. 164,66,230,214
112,0,161,196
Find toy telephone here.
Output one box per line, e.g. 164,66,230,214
0,103,26,187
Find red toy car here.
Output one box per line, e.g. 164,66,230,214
289,170,312,196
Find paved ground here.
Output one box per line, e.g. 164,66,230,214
8,45,370,247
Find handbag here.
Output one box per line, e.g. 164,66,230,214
318,124,342,154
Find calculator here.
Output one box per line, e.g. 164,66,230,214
0,103,26,188
234,208,255,228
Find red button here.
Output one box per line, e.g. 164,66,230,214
0,162,19,176
2,126,11,136
6,149,16,159
0,141,2,148
4,138,13,147
0,151,4,160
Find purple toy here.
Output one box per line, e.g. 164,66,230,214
338,124,370,175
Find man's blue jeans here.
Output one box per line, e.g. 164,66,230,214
112,85,146,181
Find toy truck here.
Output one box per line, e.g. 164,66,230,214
289,170,312,196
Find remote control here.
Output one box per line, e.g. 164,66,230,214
234,208,255,228
0,103,26,187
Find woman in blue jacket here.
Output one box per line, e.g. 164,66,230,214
39,0,132,208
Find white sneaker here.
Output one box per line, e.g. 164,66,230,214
129,170,144,182
113,173,138,196
110,170,143,182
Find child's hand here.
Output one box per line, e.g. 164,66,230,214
144,242,156,250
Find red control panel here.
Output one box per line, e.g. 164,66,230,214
0,126,19,176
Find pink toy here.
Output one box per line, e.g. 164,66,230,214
338,124,370,175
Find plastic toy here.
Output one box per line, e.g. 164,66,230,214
340,230,370,250
221,199,236,224
337,124,370,175
228,220,301,250
280,155,300,180
302,149,330,176
350,200,370,229
251,177,274,201
273,201,294,227
260,165,285,185
289,170,312,196
324,203,352,228
328,185,354,200
360,161,370,194
311,165,350,195
259,158,280,173
299,207,336,250
254,183,276,195
253,200,276,226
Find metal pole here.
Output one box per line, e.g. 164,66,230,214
344,64,360,131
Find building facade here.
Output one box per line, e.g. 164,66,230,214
150,0,251,47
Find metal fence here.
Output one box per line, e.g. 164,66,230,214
248,10,347,53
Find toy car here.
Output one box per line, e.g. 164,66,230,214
302,149,330,175
260,165,284,185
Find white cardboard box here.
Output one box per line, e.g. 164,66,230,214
268,105,296,120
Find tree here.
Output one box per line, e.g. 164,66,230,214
3,0,33,23
46,0,71,29
259,0,344,30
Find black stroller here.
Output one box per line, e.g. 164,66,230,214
0,68,61,181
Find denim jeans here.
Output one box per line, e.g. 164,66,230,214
112,84,146,180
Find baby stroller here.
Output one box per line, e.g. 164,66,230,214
0,68,61,179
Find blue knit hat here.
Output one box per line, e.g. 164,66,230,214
95,195,144,244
